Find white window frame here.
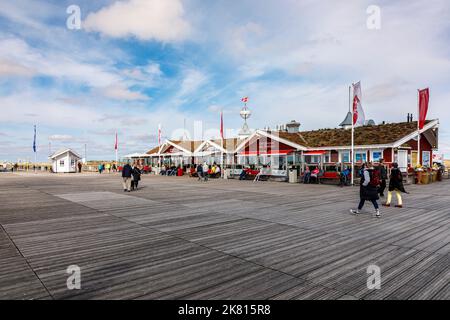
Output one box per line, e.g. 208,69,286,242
371,150,383,163
339,151,351,163
323,152,332,163
304,155,321,164
354,150,368,163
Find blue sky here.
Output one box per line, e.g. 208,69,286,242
0,0,449,161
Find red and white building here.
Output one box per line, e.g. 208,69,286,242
142,118,439,177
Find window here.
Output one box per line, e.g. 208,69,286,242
422,151,431,166
305,155,321,164
340,151,350,163
355,151,367,163
59,160,65,166
324,153,331,163
371,150,382,163
71,159,76,167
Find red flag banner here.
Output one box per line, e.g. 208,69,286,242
418,88,429,130
352,82,365,126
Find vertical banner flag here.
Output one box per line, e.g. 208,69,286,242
418,88,429,130
114,132,118,151
33,125,37,153
158,124,162,145
352,82,366,126
220,111,224,140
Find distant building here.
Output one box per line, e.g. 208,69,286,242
49,148,82,173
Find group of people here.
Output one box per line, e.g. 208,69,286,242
302,166,322,184
196,163,221,181
98,163,117,174
350,159,407,218
160,165,180,176
121,162,142,192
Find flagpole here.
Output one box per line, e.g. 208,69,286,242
158,124,162,171
33,125,37,174
220,110,224,179
417,89,420,166
115,132,118,164
350,85,355,186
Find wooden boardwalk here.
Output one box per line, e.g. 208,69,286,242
0,172,448,300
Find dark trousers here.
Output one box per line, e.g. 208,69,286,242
358,199,379,210
379,179,387,195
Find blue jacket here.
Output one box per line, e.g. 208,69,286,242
122,164,133,178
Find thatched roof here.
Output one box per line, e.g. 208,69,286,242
277,121,433,148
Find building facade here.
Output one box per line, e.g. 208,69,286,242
142,119,439,175
50,148,82,173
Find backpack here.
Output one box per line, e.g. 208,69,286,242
369,169,381,187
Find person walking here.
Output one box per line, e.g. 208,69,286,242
98,163,103,174
377,159,388,197
78,161,83,173
202,162,209,182
196,163,203,181
122,162,133,192
383,162,408,208
350,162,381,218
131,164,142,191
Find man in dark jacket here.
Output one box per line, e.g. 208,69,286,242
383,163,407,208
377,159,388,197
196,163,203,181
131,165,142,190
350,162,381,218
122,162,133,192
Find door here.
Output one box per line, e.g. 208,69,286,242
397,150,408,172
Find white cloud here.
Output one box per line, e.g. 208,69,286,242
48,134,74,141
122,62,163,86
99,84,150,101
84,0,191,42
179,68,208,97
0,59,36,77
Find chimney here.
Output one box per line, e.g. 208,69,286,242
286,120,301,133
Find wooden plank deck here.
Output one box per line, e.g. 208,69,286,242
0,172,448,300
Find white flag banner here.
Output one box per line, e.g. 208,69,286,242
158,124,162,145
352,81,366,126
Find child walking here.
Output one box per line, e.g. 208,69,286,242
383,162,407,208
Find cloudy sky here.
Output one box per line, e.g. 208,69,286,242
0,0,449,161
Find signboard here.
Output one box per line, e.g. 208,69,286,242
422,151,431,166
432,153,444,163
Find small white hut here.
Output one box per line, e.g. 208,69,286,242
50,148,82,173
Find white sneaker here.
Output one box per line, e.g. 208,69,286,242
375,209,381,218
350,209,360,215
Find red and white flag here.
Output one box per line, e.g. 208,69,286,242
114,132,118,151
418,88,429,130
352,82,366,126
241,97,248,103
